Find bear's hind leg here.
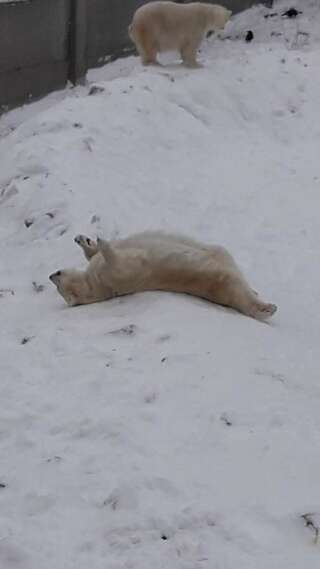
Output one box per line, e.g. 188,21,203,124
228,279,277,321
136,28,159,65
180,39,202,68
207,271,277,321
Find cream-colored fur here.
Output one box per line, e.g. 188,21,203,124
128,1,232,67
49,231,277,320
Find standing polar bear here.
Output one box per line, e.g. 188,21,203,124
128,1,232,67
49,231,277,321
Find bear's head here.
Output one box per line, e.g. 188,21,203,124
206,5,232,32
49,269,88,306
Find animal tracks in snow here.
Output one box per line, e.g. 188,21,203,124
23,208,69,240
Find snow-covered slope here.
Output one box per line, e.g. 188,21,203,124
1,1,320,567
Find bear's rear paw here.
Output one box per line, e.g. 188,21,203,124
254,302,277,321
183,60,203,69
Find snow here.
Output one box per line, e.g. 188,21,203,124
1,1,320,567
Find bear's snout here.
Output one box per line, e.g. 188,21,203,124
49,270,62,284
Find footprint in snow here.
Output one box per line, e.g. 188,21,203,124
0,181,19,204
24,210,69,239
0,288,14,298
108,324,137,337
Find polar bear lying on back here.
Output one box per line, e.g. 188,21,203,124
49,231,277,321
128,1,232,67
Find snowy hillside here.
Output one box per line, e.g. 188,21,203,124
1,1,320,567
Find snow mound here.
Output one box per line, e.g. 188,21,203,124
0,2,320,568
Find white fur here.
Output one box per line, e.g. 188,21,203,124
49,231,277,321
128,1,232,67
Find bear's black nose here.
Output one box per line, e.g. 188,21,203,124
49,270,61,282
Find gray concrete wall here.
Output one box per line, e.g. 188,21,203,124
0,0,271,112
0,0,71,110
87,0,147,66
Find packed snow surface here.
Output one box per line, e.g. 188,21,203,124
1,1,320,567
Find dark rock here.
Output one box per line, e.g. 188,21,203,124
24,217,34,228
282,8,302,18
88,85,105,96
245,31,254,42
